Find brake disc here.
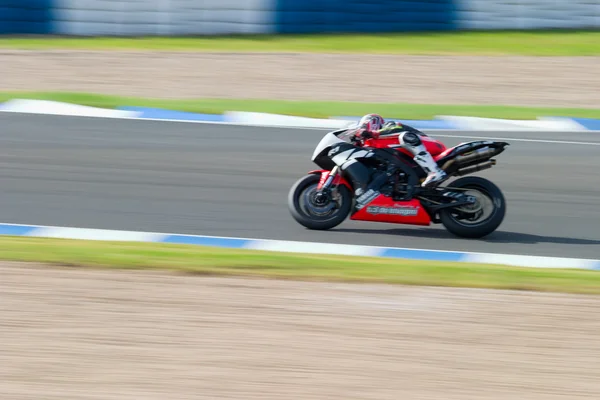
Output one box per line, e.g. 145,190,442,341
303,186,337,216
454,193,484,214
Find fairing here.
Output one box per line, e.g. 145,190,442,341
364,133,447,157
311,131,347,161
434,140,507,163
308,170,353,191
351,195,432,226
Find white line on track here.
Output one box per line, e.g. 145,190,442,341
432,134,600,146
2,110,599,146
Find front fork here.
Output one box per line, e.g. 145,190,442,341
317,166,339,191
313,166,340,206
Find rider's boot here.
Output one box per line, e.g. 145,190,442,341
399,131,447,188
411,144,447,187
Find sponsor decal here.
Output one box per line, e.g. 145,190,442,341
356,189,379,210
318,173,328,188
366,205,420,216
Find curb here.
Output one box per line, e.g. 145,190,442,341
1,223,599,271
0,99,599,132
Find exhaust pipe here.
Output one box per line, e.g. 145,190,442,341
455,147,497,165
455,160,495,176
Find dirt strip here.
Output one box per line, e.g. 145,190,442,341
2,262,600,400
3,50,599,108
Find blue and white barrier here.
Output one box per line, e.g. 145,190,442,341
1,0,598,35
1,223,599,270
1,99,599,132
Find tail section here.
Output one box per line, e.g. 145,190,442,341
436,141,509,178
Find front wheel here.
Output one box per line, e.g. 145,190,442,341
439,176,506,239
288,174,353,230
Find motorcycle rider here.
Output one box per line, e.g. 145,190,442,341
328,113,447,207
354,113,447,187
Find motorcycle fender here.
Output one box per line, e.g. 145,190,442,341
351,195,431,226
308,170,353,191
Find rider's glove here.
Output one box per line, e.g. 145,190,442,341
355,128,375,140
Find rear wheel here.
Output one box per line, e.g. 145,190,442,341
288,174,352,230
439,176,506,238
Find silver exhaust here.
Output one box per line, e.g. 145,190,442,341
455,147,497,165
455,160,495,176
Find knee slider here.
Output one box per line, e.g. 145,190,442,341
399,131,422,146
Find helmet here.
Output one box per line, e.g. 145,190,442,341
358,114,384,132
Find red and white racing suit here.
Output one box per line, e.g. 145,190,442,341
352,114,447,188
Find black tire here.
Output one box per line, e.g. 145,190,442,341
288,174,353,230
439,176,506,239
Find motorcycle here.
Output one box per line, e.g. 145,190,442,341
288,125,509,238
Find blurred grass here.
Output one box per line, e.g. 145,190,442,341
1,236,600,294
2,91,599,120
1,31,599,55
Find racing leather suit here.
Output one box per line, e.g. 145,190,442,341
328,115,447,206
365,120,447,188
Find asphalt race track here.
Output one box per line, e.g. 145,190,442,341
1,113,599,259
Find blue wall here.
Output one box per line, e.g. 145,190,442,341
275,0,458,33
0,0,459,35
0,0,53,34
1,0,597,35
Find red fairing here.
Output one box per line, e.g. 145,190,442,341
434,146,457,162
364,134,446,157
350,195,431,226
309,170,353,191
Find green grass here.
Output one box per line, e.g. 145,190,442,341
2,31,599,55
1,236,600,294
2,91,599,120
